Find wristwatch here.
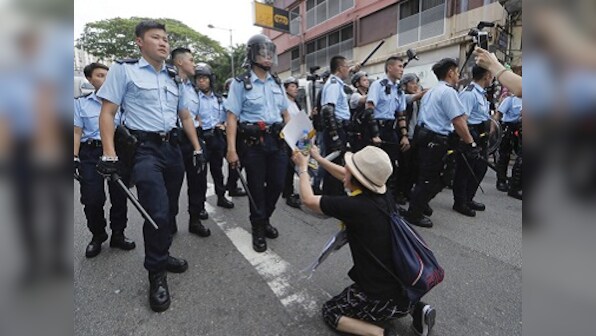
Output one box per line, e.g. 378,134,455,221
100,155,119,162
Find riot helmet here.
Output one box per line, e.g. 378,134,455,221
351,71,368,88
194,62,215,92
283,76,299,88
246,34,277,71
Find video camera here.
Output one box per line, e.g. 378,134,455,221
467,21,495,50
306,66,321,82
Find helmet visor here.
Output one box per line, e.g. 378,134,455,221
252,42,278,66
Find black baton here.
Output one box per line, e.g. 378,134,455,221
234,167,260,213
478,156,498,172
361,40,385,67
460,153,485,194
112,174,159,230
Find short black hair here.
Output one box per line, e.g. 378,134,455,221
135,20,166,38
171,47,191,62
432,58,458,80
472,65,490,81
330,55,347,73
384,56,403,73
83,62,109,79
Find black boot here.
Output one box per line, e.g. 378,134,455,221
251,221,267,252
285,194,301,208
148,271,170,312
453,202,476,217
468,200,486,211
166,255,188,273
405,209,433,228
189,214,211,237
228,187,247,197
422,203,433,217
496,179,508,192
264,219,279,239
85,232,108,258
217,196,234,209
110,231,136,250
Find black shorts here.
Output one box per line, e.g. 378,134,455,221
322,283,413,328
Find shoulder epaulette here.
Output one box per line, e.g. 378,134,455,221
115,59,139,64
271,72,282,86
465,85,474,91
380,79,391,95
330,77,337,84
235,71,253,91
76,92,93,99
165,64,182,84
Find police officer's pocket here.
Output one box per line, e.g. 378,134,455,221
164,84,180,109
271,87,285,109
245,91,264,109
131,79,160,101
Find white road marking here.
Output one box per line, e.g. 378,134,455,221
203,184,328,319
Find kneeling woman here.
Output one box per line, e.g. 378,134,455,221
292,146,435,336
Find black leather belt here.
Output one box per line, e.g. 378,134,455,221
81,139,102,148
130,129,178,144
376,119,395,128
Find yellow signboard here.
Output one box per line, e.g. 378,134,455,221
254,1,290,34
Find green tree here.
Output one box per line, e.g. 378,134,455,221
75,17,225,62
210,44,247,92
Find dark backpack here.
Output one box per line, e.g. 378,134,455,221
359,197,445,303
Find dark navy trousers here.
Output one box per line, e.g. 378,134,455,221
131,140,184,273
240,133,288,223
79,144,128,237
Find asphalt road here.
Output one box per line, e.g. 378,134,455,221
74,167,521,336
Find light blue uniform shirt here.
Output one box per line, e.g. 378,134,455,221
321,74,350,121
196,91,225,130
226,71,288,124
417,81,465,135
367,75,407,120
74,92,122,142
97,57,181,132
459,82,490,125
498,96,522,123
178,80,200,128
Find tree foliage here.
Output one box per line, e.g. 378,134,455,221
75,17,225,62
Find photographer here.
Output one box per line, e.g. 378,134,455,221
292,146,435,336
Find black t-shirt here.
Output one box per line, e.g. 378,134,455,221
320,192,405,300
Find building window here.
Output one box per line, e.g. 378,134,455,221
291,47,301,76
305,24,353,71
306,0,354,29
290,6,300,35
398,0,445,46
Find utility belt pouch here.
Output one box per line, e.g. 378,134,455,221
114,125,138,175
238,123,261,146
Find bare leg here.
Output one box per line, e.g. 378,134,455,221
336,316,385,336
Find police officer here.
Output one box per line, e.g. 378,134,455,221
191,63,235,213
225,34,290,253
281,76,303,209
171,48,211,236
74,62,135,258
96,20,204,312
494,94,522,199
405,58,478,228
222,77,248,197
452,65,495,216
170,47,211,237
493,96,523,191
366,56,409,202
395,73,427,203
320,56,355,195
348,71,375,152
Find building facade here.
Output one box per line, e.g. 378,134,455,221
263,0,520,89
